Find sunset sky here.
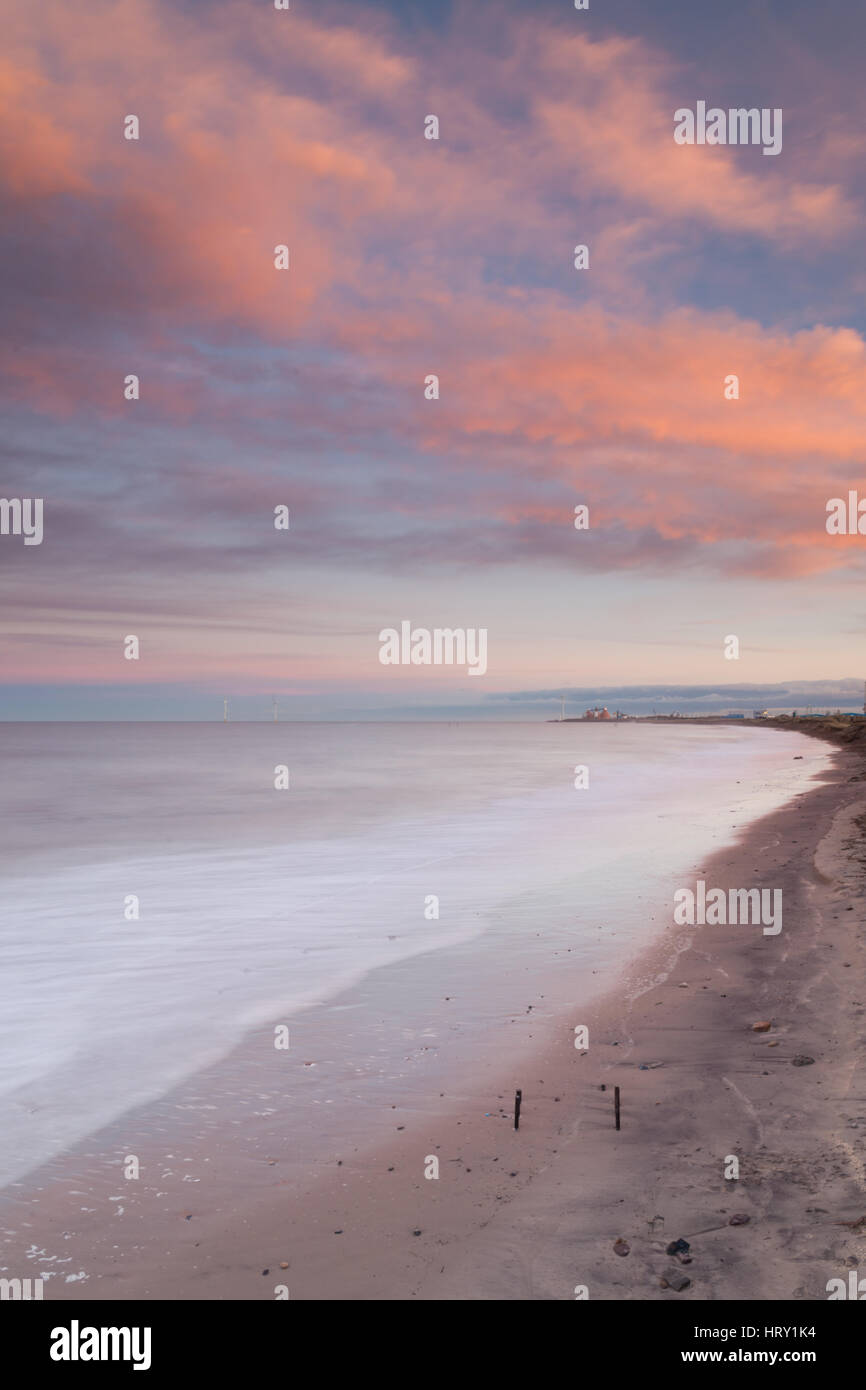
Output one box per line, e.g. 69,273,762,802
2,0,865,719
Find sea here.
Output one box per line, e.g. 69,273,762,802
0,721,834,1188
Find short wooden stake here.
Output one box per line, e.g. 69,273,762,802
514,1089,522,1130
614,1085,621,1131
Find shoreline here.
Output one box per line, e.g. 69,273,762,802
3,732,864,1300
272,744,866,1301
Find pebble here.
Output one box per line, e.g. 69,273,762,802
666,1238,690,1256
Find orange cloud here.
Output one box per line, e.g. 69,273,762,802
3,0,865,589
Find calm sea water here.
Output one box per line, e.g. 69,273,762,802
0,722,833,1187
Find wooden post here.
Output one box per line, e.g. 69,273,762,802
514,1089,522,1130
614,1085,621,1131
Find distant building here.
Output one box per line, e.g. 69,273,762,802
583,705,612,720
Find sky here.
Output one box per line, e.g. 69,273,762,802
1,0,865,719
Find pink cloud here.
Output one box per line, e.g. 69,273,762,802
2,0,865,596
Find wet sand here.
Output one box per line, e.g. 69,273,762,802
3,741,865,1301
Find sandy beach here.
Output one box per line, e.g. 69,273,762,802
252,739,866,1302
2,725,864,1302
